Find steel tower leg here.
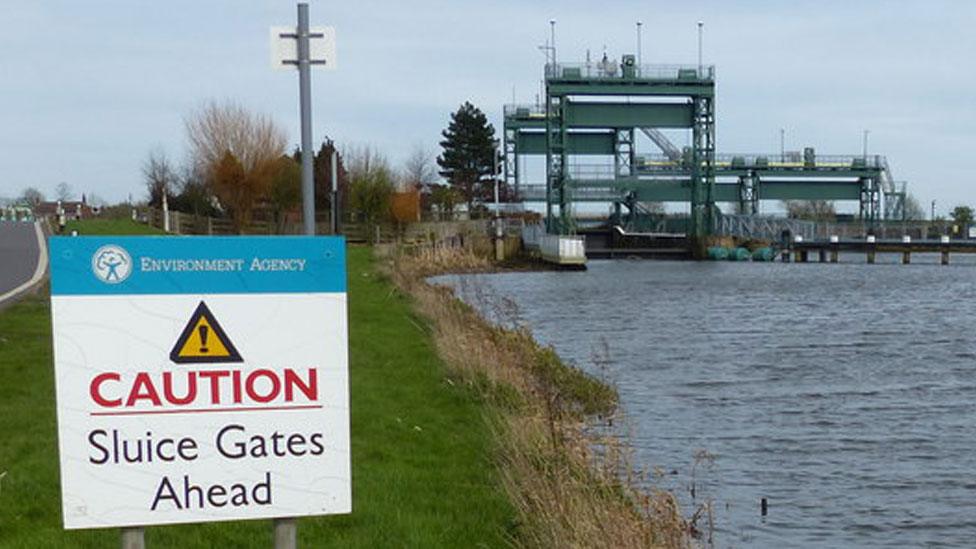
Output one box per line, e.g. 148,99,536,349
690,96,715,254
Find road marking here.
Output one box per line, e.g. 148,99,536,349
0,222,48,304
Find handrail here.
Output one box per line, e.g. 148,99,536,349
546,62,715,82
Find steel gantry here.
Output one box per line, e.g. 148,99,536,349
503,54,906,237
532,56,716,236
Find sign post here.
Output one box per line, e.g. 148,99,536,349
270,12,336,544
271,3,337,238
121,527,145,549
297,3,314,237
49,236,350,546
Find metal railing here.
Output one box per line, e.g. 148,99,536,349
635,153,888,170
716,216,943,242
714,214,816,241
518,184,622,202
521,223,545,251
568,164,616,179
546,62,715,82
503,104,546,118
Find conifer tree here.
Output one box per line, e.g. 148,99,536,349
437,102,496,209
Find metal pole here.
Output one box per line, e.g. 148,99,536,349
331,149,339,234
121,527,145,549
549,20,556,65
493,142,500,208
161,191,170,233
636,21,643,67
697,21,703,75
780,128,785,161
283,8,305,545
493,141,503,260
298,2,315,237
274,517,297,549
862,129,870,159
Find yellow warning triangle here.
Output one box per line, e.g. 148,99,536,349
169,301,243,364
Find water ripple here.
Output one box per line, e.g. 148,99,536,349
434,259,976,547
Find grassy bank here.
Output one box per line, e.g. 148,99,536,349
0,245,513,547
63,217,166,235
386,245,694,548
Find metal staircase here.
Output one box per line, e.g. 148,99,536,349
640,127,682,161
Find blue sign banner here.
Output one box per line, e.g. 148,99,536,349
50,236,346,296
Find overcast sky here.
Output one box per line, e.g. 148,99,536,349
2,1,973,215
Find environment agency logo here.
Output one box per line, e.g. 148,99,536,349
91,245,132,284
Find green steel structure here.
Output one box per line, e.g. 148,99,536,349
503,56,905,236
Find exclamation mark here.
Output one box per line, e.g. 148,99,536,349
199,325,209,354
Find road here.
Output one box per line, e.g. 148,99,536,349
0,222,46,306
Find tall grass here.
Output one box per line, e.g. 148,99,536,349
384,245,701,548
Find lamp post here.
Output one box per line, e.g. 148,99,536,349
493,139,503,261
636,21,643,67
780,128,785,161
549,19,557,65
862,129,870,160
697,21,704,75
493,139,501,208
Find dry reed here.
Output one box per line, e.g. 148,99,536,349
382,245,702,548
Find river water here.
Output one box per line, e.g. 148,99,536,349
433,254,976,547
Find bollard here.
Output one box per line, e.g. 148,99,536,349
829,235,839,263
941,235,950,265
793,236,804,263
866,235,876,264
902,235,911,264
494,219,505,261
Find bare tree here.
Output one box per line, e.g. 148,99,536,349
903,192,925,221
782,200,836,221
55,182,73,202
143,148,177,207
402,143,438,192
185,101,286,175
345,145,396,241
20,187,45,206
184,101,287,231
87,193,108,208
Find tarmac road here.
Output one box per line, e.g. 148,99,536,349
0,222,46,306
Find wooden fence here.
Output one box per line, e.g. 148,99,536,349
139,208,508,246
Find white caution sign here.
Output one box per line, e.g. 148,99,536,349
49,236,350,529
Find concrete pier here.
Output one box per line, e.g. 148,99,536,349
788,234,976,265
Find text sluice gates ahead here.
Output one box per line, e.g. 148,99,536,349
49,236,350,529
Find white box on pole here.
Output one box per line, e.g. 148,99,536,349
270,26,337,70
